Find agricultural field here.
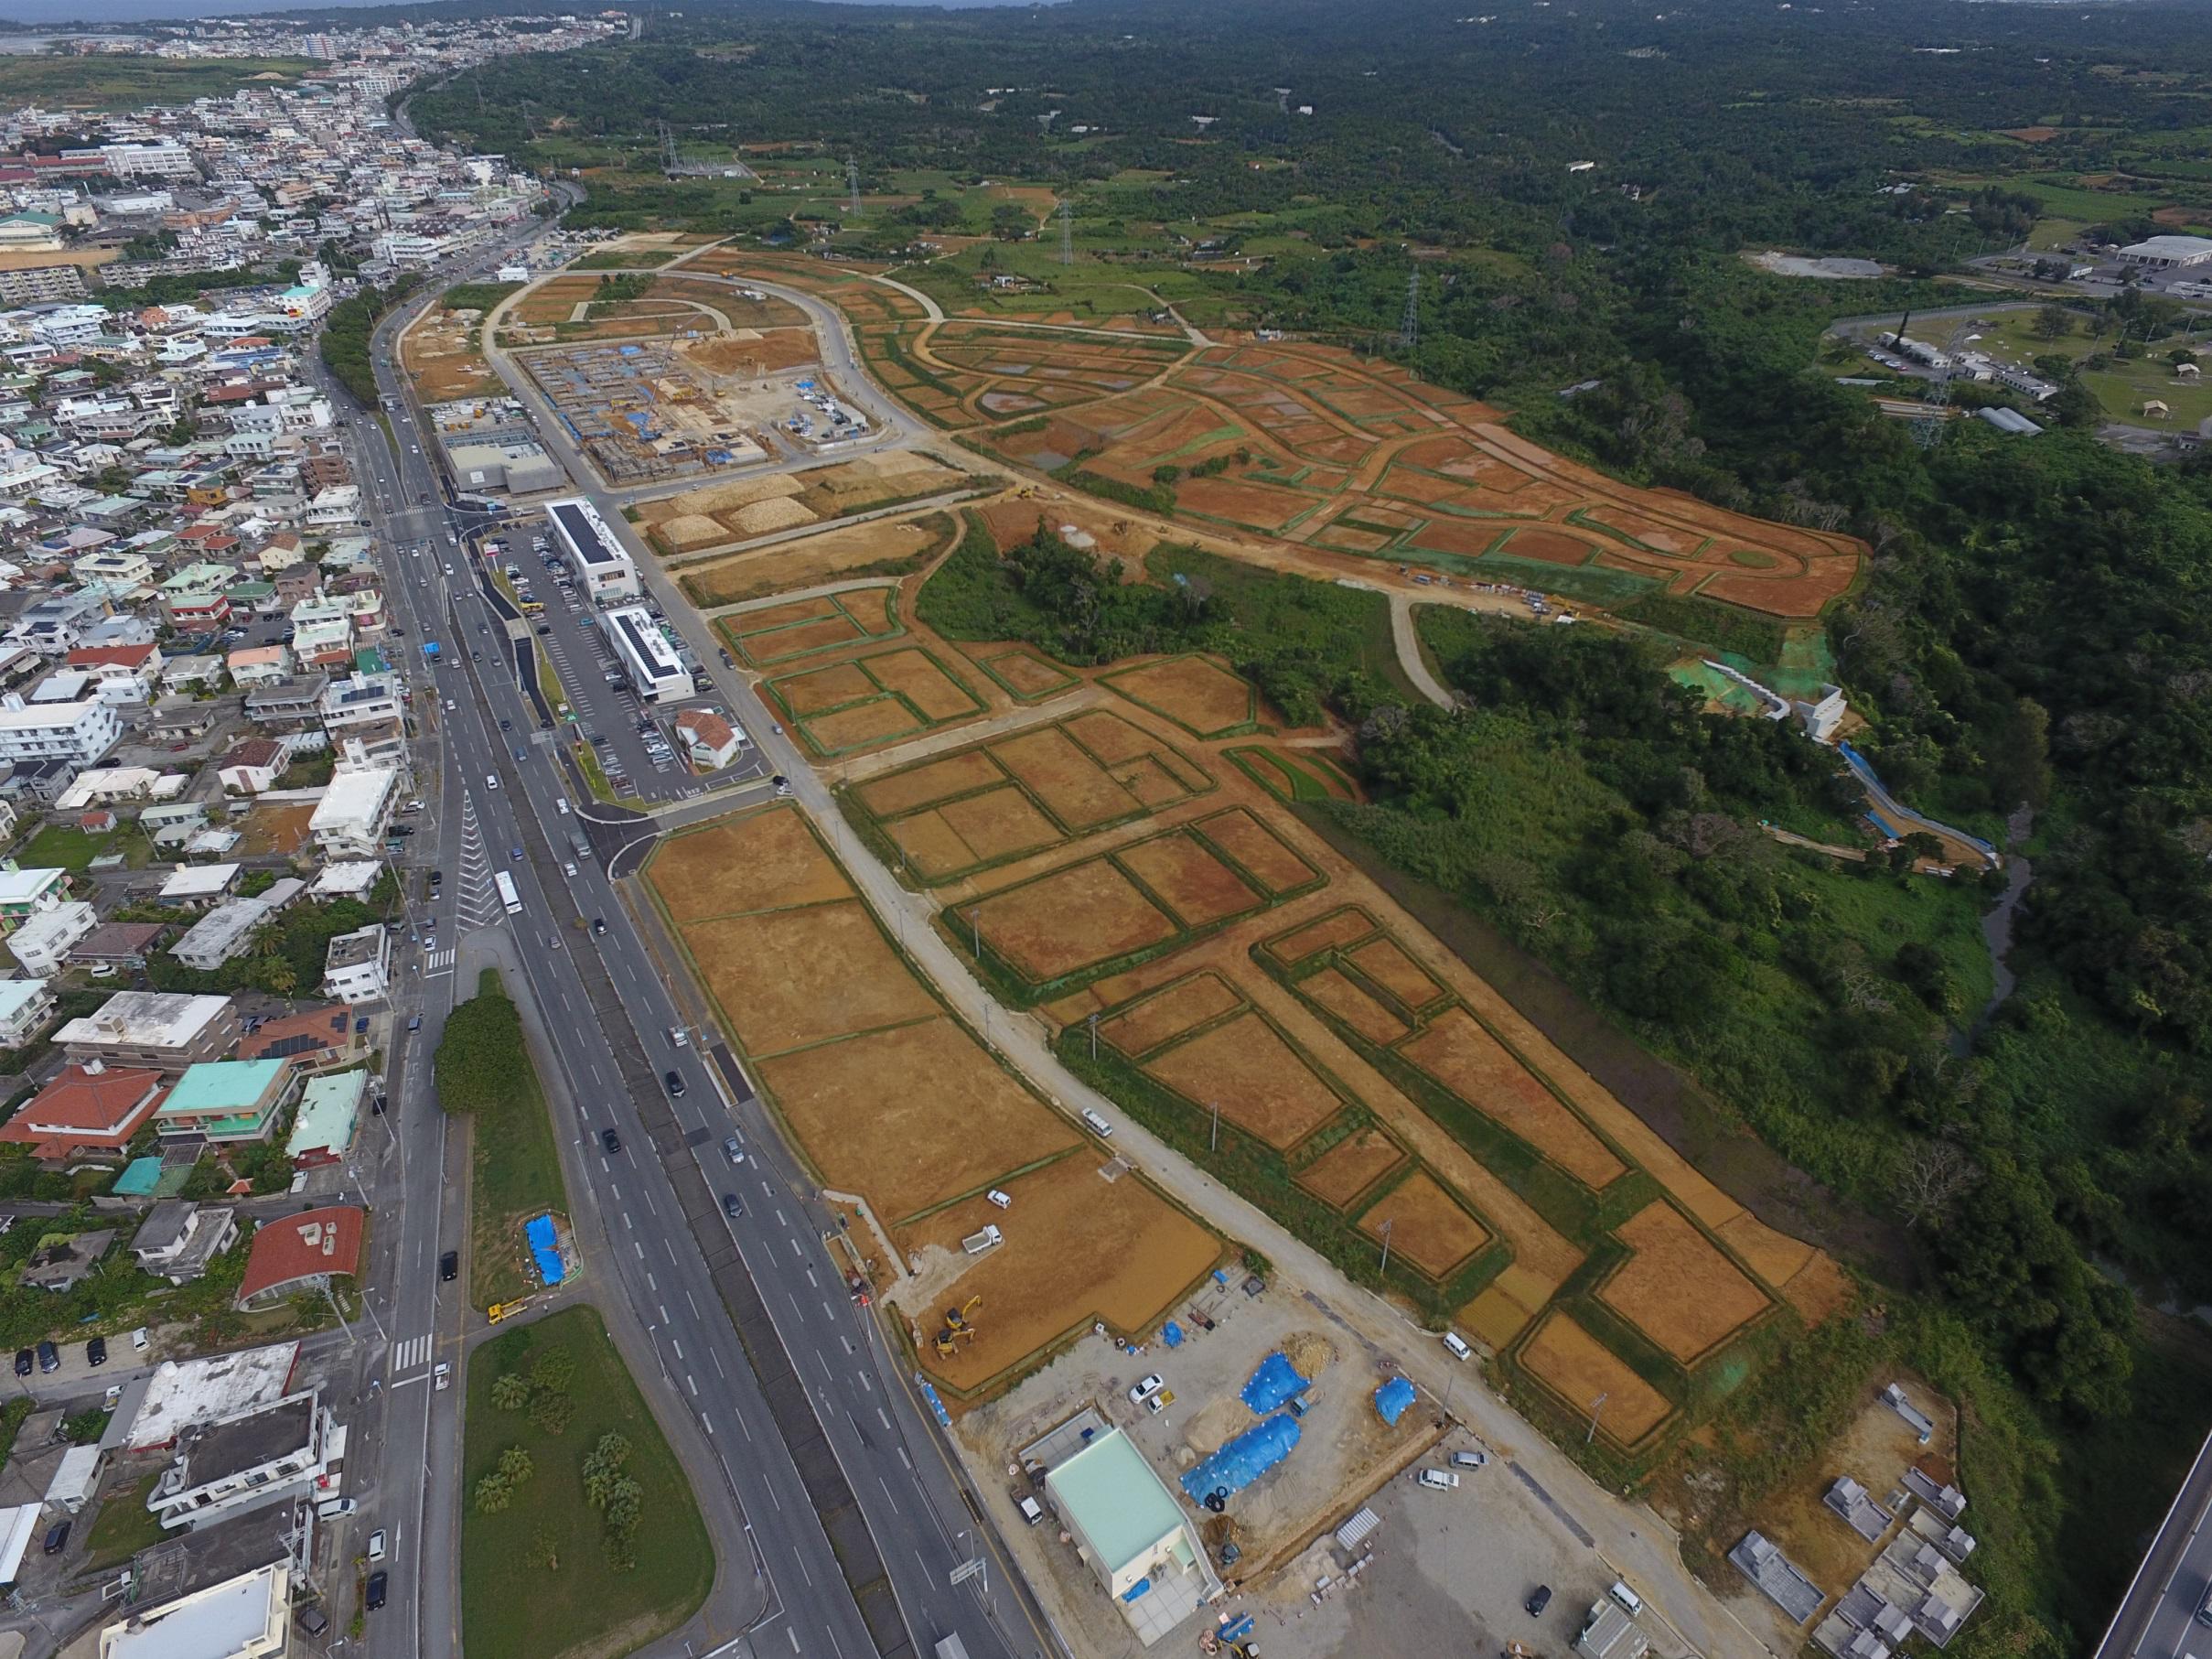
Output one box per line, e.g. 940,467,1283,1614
843,710,1213,884
637,450,978,556
719,588,904,666
644,808,1223,1396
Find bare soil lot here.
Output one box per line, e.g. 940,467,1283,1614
969,859,1179,984
1596,1201,1772,1363
1519,1313,1673,1446
1356,1169,1491,1277
1144,1011,1347,1149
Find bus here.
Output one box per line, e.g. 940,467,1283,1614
493,871,522,914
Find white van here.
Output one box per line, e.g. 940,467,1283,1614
1017,1496,1046,1527
1441,1330,1473,1363
1080,1108,1113,1137
1609,1580,1643,1619
315,1497,357,1520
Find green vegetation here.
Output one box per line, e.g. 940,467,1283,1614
917,513,1409,723
462,1308,712,1659
320,276,420,407
145,897,388,1001
84,1473,166,1568
14,823,128,872
438,281,524,316
436,971,567,1309
0,54,317,109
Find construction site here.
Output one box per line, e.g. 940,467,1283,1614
511,335,873,489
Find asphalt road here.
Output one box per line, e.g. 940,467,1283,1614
2094,1426,2212,1659
317,227,1037,1659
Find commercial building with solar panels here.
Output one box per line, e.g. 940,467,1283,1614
544,496,641,602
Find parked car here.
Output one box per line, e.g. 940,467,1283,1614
131,1327,147,1352
1414,1468,1458,1491
439,1251,458,1283
42,1520,70,1555
367,1529,386,1562
295,1604,330,1637
36,1340,58,1374
86,1336,106,1367
1525,1585,1552,1618
12,1349,30,1377
1128,1374,1165,1406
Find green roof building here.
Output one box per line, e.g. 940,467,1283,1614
1042,1426,1213,1643
156,1058,295,1143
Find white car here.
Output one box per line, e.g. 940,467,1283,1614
1127,1373,1165,1406
1414,1469,1459,1491
445,699,456,711
434,1363,451,1392
367,1528,387,1561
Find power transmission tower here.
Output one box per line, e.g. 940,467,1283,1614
1399,270,1420,353
846,156,862,217
659,121,679,176
1912,317,1978,449
1058,199,1073,266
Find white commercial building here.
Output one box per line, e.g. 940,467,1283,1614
97,1560,290,1659
150,1388,344,1532
546,497,641,601
2118,234,2212,272
308,766,399,857
10,901,95,976
600,606,690,705
0,695,121,767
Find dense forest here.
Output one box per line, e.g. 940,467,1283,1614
413,0,2212,1648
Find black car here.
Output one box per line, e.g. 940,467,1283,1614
36,1340,58,1374
722,1192,744,1220
592,917,606,935
1525,1585,1552,1619
12,1349,29,1377
665,1071,686,1099
42,1520,70,1556
295,1605,330,1638
428,868,444,887
499,718,511,731
601,1128,621,1154
366,1571,388,1611
86,1336,106,1367
439,1250,458,1283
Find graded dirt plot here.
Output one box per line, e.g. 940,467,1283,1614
1104,655,1255,737
775,661,879,715
740,613,865,663
861,648,983,722
1266,907,1380,965
680,517,943,609
731,595,838,633
759,1018,1079,1223
856,749,1003,817
1356,1169,1491,1277
1519,1314,1672,1444
807,698,924,751
886,811,979,879
938,787,1061,863
977,647,1079,701
906,1153,1221,1394
1597,1201,1772,1363
1300,966,1412,1045
1144,1012,1346,1149
1348,937,1444,1011
681,901,936,1056
970,860,1178,985
1191,808,1317,895
1097,972,1245,1059
651,810,853,921
992,725,1148,831
1399,1008,1628,1190
841,586,898,636
1297,1127,1409,1208
1116,835,1262,928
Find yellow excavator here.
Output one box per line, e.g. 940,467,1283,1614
932,1297,983,1358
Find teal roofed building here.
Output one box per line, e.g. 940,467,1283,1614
155,1057,295,1144
1041,1425,1218,1644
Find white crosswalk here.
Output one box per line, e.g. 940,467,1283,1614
422,949,456,976
391,1335,434,1375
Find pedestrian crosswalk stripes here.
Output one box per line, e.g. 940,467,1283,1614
392,1335,434,1374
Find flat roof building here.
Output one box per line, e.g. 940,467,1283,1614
2119,233,2212,270
97,1560,289,1659
600,606,689,705
58,991,238,1076
126,1342,301,1451
0,695,121,768
546,496,640,601
1042,1426,1215,1645
308,765,398,857
156,1058,295,1143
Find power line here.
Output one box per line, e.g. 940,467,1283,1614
1399,269,1420,353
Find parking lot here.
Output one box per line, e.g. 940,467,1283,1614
483,521,768,803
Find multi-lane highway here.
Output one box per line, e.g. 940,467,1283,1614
320,221,1039,1659
2095,1425,2212,1659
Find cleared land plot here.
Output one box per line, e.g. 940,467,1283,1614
900,1153,1221,1394
681,517,944,609
855,749,1002,816
1143,1011,1346,1148
993,724,1153,830
1103,655,1256,737
1300,966,1412,1045
1348,937,1445,1011
768,648,984,757
1597,1201,1772,1363
760,1018,1079,1222
1268,906,1381,964
1399,1008,1628,1190
1297,1126,1410,1208
652,810,854,919
682,901,936,1055
1356,1169,1491,1277
975,645,1080,701
1116,835,1263,928
1519,1313,1673,1445
866,647,985,720
808,698,924,751
638,451,972,551
1191,807,1318,894
776,661,879,715
1097,971,1246,1059
968,859,1177,983
939,787,1061,862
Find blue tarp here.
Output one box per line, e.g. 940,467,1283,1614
1374,1375,1417,1425
1162,1320,1184,1348
1240,1352,1308,1415
1179,1414,1301,1505
525,1213,564,1286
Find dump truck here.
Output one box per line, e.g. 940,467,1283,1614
961,1223,1003,1255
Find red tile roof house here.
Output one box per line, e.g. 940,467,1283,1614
235,1205,362,1309
0,1061,166,1163
216,736,294,795
674,708,741,770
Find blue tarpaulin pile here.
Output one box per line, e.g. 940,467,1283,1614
1240,1352,1309,1414
1373,1375,1417,1425
1180,1414,1301,1507
1162,1320,1184,1348
525,1213,565,1286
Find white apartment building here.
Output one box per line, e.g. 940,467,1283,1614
0,696,121,767
149,1388,344,1531
323,924,390,1004
100,141,198,180
11,900,96,976
0,977,55,1049
308,765,398,857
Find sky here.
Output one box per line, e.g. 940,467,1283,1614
2,0,1025,22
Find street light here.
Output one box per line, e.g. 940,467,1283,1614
1378,1216,1393,1277
1585,1390,1609,1446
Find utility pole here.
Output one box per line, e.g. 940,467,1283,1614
1209,1098,1221,1152
1089,1011,1099,1061
1585,1390,1610,1446
1378,1216,1393,1277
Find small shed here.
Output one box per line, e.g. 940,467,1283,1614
41,1443,102,1514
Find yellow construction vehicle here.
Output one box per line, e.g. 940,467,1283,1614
487,1298,532,1325
945,1296,982,1334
